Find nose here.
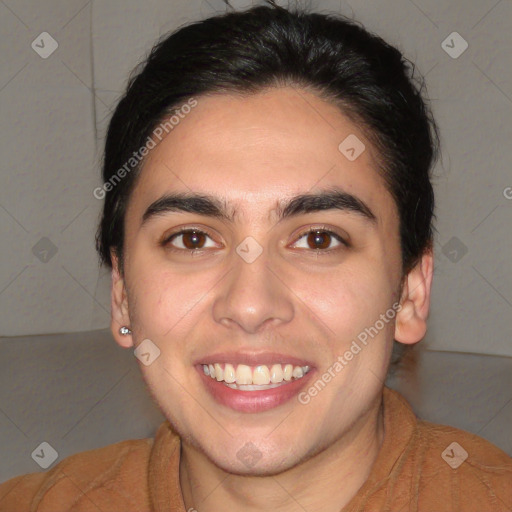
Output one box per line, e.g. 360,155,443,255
212,246,295,335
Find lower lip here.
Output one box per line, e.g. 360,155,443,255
197,366,315,413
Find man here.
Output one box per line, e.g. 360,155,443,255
1,3,511,511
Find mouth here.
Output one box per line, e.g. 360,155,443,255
195,357,315,413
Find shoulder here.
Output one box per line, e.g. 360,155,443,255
413,416,512,510
416,416,512,471
381,387,512,511
0,436,154,512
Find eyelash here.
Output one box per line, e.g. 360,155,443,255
161,226,348,255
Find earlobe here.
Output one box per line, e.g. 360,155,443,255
394,250,434,345
110,252,133,348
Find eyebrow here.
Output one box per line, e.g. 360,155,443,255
141,187,377,227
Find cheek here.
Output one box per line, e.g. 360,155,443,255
169,278,203,331
127,257,213,339
294,260,392,342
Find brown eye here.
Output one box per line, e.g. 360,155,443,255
307,230,332,250
292,228,347,252
164,229,216,251
181,231,206,249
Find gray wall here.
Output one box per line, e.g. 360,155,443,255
1,0,511,356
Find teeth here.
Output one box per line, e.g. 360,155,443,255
201,362,311,386
224,363,236,383
283,364,293,381
225,382,284,391
253,365,270,385
292,366,304,379
235,364,252,385
270,364,284,383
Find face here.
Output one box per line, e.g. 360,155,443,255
111,86,430,475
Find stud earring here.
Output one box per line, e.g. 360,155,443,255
119,326,132,335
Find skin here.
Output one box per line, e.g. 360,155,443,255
110,86,433,512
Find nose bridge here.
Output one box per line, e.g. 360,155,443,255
212,243,294,333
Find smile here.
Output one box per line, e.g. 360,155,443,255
202,362,311,389
197,360,315,413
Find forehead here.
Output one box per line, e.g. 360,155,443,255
127,87,396,225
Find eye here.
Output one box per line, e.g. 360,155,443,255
163,229,218,251
161,227,348,253
291,227,348,251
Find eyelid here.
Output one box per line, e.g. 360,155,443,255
160,226,219,247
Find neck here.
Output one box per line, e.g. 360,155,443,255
179,394,385,512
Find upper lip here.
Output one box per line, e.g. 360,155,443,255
194,351,315,368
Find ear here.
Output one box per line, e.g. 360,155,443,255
110,251,133,348
394,249,434,345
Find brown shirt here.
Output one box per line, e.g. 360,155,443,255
1,386,511,511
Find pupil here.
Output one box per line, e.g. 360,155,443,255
308,231,330,250
184,231,204,249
